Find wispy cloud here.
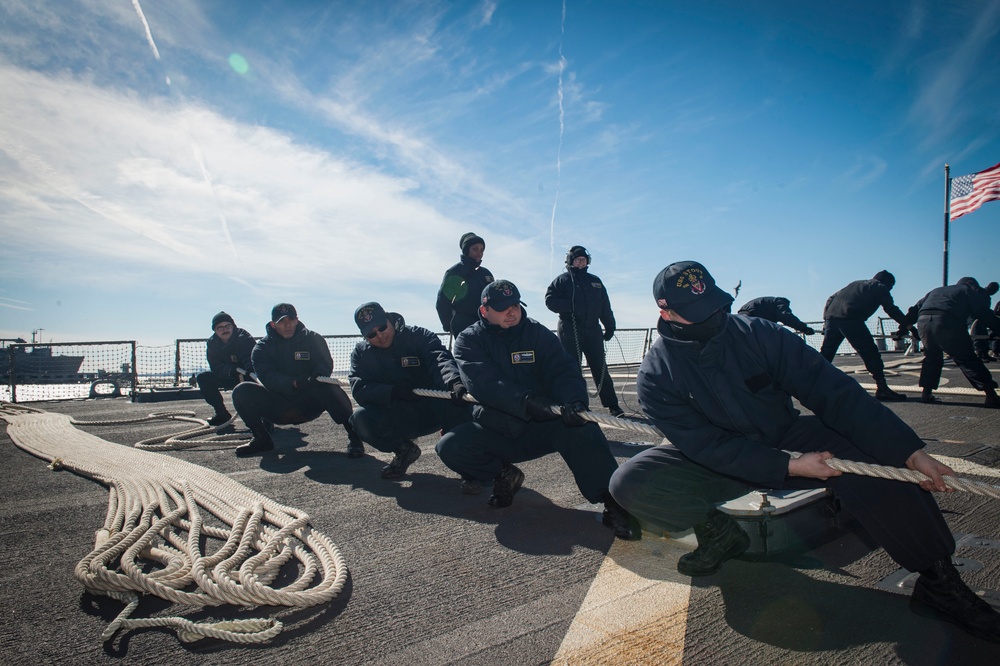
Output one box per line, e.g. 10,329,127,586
479,0,498,28
907,1,1000,145
0,63,549,292
836,155,889,191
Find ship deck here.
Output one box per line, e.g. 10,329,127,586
3,352,1000,665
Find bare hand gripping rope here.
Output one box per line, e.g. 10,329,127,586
328,378,1000,501
0,402,348,645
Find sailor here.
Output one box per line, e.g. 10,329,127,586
436,279,639,540
231,303,362,457
544,246,624,416
900,278,1000,407
196,312,255,426
435,232,495,337
348,302,472,479
819,270,908,400
737,296,815,336
609,260,1000,643
969,281,999,361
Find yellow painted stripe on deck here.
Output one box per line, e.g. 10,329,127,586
553,535,695,665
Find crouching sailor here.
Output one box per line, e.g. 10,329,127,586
232,303,361,457
610,260,1000,643
437,280,639,540
348,301,471,479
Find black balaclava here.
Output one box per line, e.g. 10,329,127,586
669,307,728,343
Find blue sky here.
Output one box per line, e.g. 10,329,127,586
1,0,999,346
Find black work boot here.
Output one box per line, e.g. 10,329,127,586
236,427,274,457
875,381,907,401
345,424,365,458
207,409,233,427
677,510,751,577
984,390,1000,409
487,463,524,508
381,440,421,479
910,558,1000,642
602,494,641,541
921,388,939,404
460,478,482,495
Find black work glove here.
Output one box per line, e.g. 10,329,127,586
524,393,560,421
803,327,816,336
890,328,908,342
603,328,615,342
449,381,469,406
560,400,589,427
295,374,319,390
391,384,419,402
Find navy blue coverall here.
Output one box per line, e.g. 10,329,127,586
545,266,621,412
436,308,618,503
610,314,954,573
349,313,471,453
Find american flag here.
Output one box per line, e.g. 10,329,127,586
950,161,1000,220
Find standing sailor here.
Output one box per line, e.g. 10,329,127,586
436,232,495,337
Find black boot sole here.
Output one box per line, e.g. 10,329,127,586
236,445,274,457
910,596,1000,643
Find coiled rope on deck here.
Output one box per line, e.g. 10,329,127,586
0,402,348,644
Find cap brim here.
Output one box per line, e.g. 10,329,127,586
486,298,526,311
359,314,388,337
672,287,733,323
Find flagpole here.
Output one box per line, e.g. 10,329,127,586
943,164,951,287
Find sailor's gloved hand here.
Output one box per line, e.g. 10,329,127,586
391,384,419,402
449,381,469,406
603,328,615,342
524,392,560,421
803,327,816,336
890,328,908,342
560,401,589,427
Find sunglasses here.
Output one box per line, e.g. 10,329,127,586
365,324,388,340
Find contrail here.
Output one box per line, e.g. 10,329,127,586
0,302,33,311
548,0,567,277
131,0,161,60
130,0,241,264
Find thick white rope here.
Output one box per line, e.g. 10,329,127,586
71,409,250,450
357,383,1000,501
0,402,348,644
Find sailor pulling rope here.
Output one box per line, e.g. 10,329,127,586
304,376,1000,501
